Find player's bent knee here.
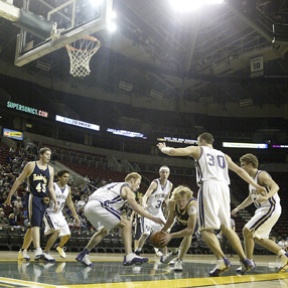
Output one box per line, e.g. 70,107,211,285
100,228,109,236
242,226,252,237
142,232,150,237
119,218,132,229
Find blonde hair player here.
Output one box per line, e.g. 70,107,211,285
76,172,165,267
159,185,197,272
232,153,288,273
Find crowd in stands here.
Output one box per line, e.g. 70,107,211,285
0,142,113,232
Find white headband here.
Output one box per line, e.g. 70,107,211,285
159,166,170,172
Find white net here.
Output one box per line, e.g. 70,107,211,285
65,36,101,78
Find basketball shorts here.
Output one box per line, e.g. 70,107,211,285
198,180,231,231
43,211,71,237
84,200,122,231
245,203,281,239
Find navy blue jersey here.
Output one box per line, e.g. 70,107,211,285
27,162,50,198
168,197,197,248
175,197,197,226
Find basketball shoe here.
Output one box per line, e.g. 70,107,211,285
278,252,288,272
76,249,93,267
56,246,66,259
236,259,256,274
174,259,183,272
18,249,30,261
41,253,56,263
209,257,231,277
34,248,43,261
123,253,148,266
160,252,178,264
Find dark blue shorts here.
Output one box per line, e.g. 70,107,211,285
27,194,48,227
167,222,187,248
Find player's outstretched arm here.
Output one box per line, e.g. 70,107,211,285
226,155,266,194
231,196,253,216
157,142,200,158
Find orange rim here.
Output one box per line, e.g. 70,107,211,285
65,36,100,52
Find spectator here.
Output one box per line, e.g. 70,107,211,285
0,211,9,227
14,197,23,209
8,213,17,226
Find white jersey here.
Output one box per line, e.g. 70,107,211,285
88,182,129,211
195,146,230,186
146,178,171,215
249,170,280,209
46,183,69,214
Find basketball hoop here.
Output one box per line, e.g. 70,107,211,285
65,35,101,78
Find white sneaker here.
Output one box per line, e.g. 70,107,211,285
155,250,163,257
209,258,231,277
18,249,30,261
56,246,66,258
123,253,148,266
76,250,94,267
236,259,256,274
174,259,183,272
41,253,56,262
82,255,93,267
160,252,178,264
34,248,43,261
278,253,288,272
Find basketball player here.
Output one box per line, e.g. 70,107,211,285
42,170,80,261
5,147,58,261
157,132,266,276
76,172,165,267
232,154,288,273
159,185,197,272
135,166,173,257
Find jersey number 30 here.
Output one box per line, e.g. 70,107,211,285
207,154,226,168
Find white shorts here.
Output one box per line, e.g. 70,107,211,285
84,200,121,231
245,203,281,239
198,180,231,231
43,212,70,237
140,211,165,234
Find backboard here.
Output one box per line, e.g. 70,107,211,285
0,0,113,67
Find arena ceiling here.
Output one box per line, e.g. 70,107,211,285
0,0,288,134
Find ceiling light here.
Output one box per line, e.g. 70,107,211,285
169,0,224,13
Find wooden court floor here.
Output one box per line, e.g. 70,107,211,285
0,251,288,288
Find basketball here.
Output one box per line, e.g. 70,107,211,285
150,231,166,249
